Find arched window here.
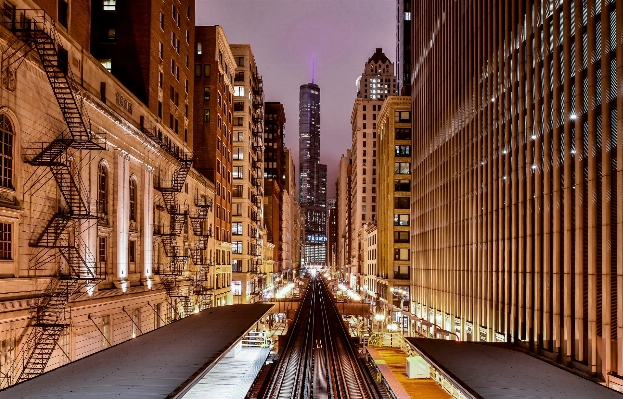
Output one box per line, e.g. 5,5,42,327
129,178,137,222
0,114,14,189
97,163,108,217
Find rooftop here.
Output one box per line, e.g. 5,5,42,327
0,304,273,399
367,47,391,65
407,338,623,399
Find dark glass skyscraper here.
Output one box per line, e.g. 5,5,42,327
298,83,327,266
396,0,412,96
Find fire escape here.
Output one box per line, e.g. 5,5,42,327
249,75,265,299
142,120,194,319
188,194,213,311
1,10,106,386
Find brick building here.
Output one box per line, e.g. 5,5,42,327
90,0,194,147
192,26,235,281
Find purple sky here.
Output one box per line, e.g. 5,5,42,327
196,0,396,198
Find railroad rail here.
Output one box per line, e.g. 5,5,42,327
261,277,387,399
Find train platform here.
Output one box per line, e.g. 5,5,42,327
367,346,451,399
406,338,623,399
183,345,270,399
0,304,273,399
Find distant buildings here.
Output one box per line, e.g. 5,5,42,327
327,198,338,268
298,82,327,266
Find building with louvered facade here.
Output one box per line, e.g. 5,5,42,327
411,0,623,387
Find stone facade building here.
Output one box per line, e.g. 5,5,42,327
0,0,227,388
377,96,411,307
349,48,397,288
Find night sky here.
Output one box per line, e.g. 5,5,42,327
196,0,395,198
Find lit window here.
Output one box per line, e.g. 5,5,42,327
232,222,243,235
103,0,116,11
106,28,115,40
232,281,242,296
233,166,243,179
196,41,202,55
100,59,111,72
234,86,244,96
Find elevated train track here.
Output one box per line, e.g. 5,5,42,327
262,277,388,399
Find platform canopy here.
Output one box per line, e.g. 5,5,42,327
407,338,622,399
0,304,273,399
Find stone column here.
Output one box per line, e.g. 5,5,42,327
143,165,154,281
115,150,130,284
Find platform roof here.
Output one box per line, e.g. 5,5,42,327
0,304,273,399
407,338,622,399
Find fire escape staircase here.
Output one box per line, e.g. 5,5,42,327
1,10,106,387
154,155,193,319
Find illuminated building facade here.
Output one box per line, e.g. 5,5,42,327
299,82,327,266
411,0,623,386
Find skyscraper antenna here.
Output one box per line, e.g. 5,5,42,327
312,57,315,84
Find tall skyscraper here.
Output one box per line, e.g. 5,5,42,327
396,0,412,96
298,83,327,266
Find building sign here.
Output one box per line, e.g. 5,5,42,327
306,235,327,243
116,93,133,114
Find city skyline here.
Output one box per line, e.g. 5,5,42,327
196,0,395,198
